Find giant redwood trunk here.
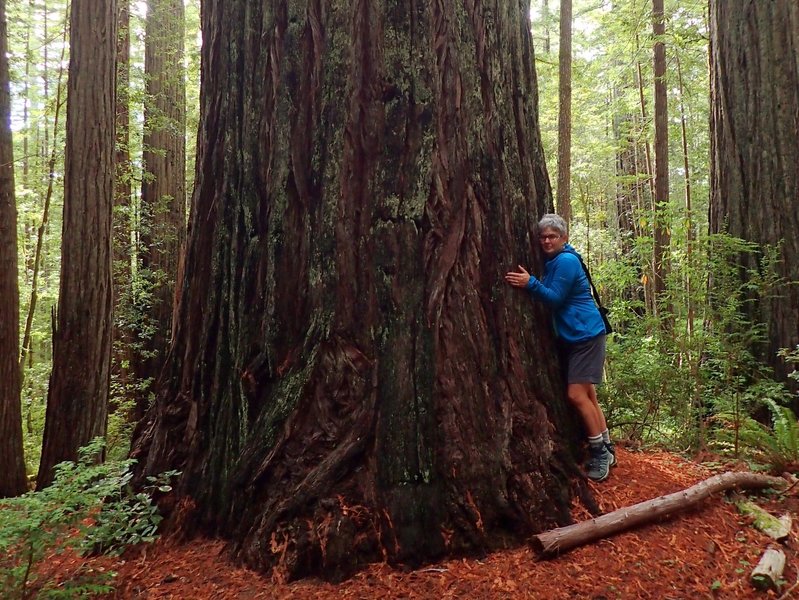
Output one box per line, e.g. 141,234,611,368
38,0,117,488
132,0,585,580
709,0,799,385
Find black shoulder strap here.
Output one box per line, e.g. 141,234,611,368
575,253,613,334
576,254,606,310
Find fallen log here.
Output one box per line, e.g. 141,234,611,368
737,500,792,541
751,546,786,591
532,471,785,557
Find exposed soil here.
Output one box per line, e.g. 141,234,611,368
38,448,799,598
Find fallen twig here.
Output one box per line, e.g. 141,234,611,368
778,574,799,600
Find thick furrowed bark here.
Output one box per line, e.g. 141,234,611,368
38,0,116,488
132,0,581,581
709,0,799,389
0,0,26,498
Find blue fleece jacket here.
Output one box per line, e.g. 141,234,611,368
526,244,606,344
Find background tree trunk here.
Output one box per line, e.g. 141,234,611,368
0,0,27,498
612,84,643,258
132,0,585,581
135,0,186,418
113,0,132,397
634,40,656,315
651,0,669,317
676,54,693,338
19,22,67,372
709,0,799,387
542,0,551,53
556,0,572,223
38,0,117,488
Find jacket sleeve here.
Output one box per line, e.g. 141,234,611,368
526,255,580,307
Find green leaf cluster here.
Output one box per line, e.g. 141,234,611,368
0,439,178,598
596,229,796,458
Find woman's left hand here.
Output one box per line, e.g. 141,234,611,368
505,265,531,288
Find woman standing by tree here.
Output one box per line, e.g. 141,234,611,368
506,214,615,482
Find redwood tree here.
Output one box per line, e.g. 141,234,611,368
113,0,132,390
135,0,186,412
651,0,669,313
709,0,799,384
0,0,27,498
38,0,117,488
133,0,585,580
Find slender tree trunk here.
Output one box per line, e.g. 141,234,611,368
651,0,670,315
632,126,645,240
556,0,572,223
612,91,638,255
611,93,648,317
113,0,132,400
635,37,655,205
131,0,589,582
635,42,656,315
19,29,68,372
38,0,117,488
22,0,31,188
676,54,693,337
542,0,551,53
135,0,186,417
42,1,49,164
0,0,27,498
675,52,703,444
709,0,799,389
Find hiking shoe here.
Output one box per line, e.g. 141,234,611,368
586,445,610,482
606,441,617,467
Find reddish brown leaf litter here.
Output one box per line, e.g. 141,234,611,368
46,448,799,598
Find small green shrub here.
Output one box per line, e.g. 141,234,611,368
602,330,696,445
0,439,177,599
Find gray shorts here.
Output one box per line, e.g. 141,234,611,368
564,334,606,384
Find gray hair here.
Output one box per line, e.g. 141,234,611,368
537,213,568,236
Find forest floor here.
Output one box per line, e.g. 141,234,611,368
42,447,799,599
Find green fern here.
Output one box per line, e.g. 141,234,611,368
715,399,799,473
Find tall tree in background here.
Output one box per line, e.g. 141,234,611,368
556,0,573,223
612,111,643,246
38,0,117,488
651,0,669,314
131,0,589,581
135,0,186,414
541,0,551,53
0,0,27,498
18,6,68,372
113,1,132,388
709,0,799,385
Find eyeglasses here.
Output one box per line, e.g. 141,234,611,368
539,234,562,241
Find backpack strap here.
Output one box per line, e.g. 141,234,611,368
576,255,604,309
575,254,613,334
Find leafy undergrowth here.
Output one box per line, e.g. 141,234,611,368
35,448,799,599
